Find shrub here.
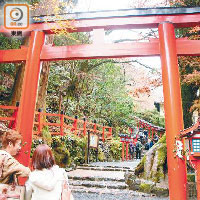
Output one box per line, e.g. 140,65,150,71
52,135,87,166
109,138,122,161
31,135,122,167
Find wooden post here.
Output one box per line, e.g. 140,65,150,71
126,142,129,161
8,101,19,129
122,142,125,161
93,120,97,133
83,117,87,136
38,108,43,134
60,111,64,136
102,125,105,142
159,22,187,200
16,31,45,168
189,158,200,200
109,127,112,138
87,130,90,164
195,161,200,200
73,116,78,135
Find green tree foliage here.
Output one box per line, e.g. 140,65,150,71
45,32,136,134
32,134,122,167
170,0,200,6
0,34,22,104
136,109,165,128
46,57,135,134
172,0,200,127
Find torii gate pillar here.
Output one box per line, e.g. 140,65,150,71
158,22,187,200
16,31,45,167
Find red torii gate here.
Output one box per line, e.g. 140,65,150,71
1,6,200,200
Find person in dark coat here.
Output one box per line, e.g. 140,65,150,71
149,139,154,148
129,142,135,160
135,139,142,159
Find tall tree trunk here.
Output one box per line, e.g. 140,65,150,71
58,92,63,114
10,63,25,106
10,37,29,106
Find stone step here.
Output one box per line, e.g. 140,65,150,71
68,168,125,181
70,185,154,198
68,175,125,182
69,179,128,190
76,166,134,172
80,163,131,169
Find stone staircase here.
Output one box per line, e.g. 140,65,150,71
76,164,135,172
67,161,148,196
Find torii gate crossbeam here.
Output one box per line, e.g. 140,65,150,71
1,7,200,200
0,38,200,62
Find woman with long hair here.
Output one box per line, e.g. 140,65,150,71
25,144,70,200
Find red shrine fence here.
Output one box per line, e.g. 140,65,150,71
0,105,112,141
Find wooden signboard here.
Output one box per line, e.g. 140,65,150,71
90,133,99,148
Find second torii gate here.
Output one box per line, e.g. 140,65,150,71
1,6,200,200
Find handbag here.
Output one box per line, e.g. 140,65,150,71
0,155,25,200
0,184,25,200
61,176,74,200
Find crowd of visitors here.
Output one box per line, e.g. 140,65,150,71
128,128,160,160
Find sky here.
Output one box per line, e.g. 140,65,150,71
74,0,132,12
73,0,168,12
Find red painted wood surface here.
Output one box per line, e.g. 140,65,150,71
0,105,18,129
126,142,129,161
159,22,187,200
16,31,45,169
189,158,200,200
0,105,112,140
122,142,125,161
0,39,200,63
32,111,112,140
1,12,199,34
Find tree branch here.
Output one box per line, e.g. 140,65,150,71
90,59,159,72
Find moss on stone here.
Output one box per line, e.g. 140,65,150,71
53,146,71,168
98,148,105,162
135,155,146,177
152,143,167,182
187,174,195,182
125,173,137,187
139,183,169,197
139,183,152,193
158,134,166,144
152,187,169,197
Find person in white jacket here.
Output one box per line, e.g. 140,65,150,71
25,144,69,200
